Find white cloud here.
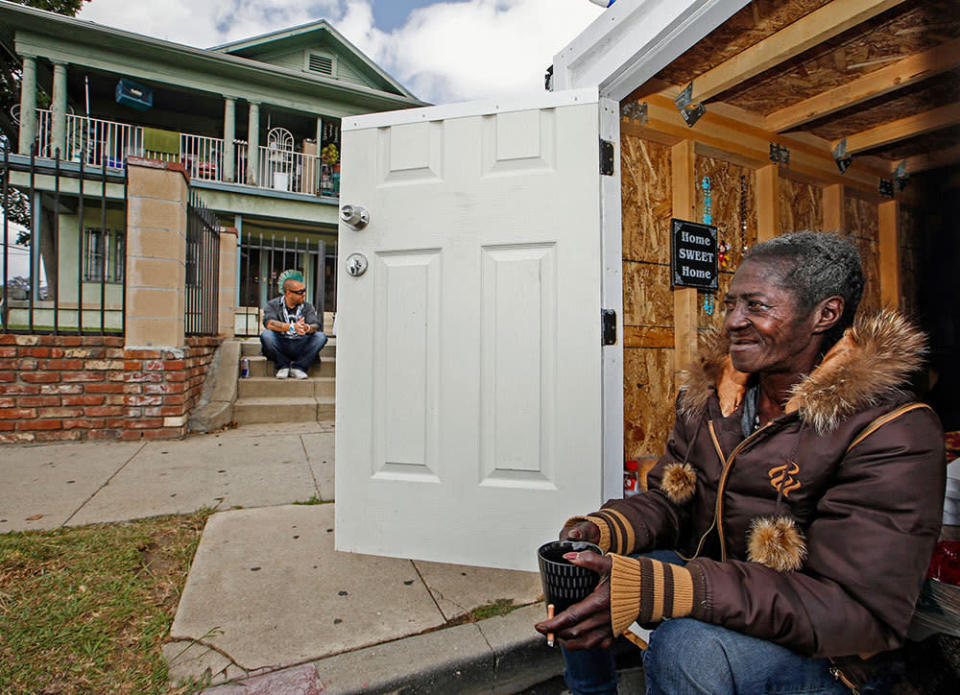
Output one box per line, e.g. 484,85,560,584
78,0,604,103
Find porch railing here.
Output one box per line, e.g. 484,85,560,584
34,110,331,195
37,110,141,170
1,144,126,335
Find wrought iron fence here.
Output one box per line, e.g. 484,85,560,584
235,234,330,338
1,143,127,334
184,189,221,336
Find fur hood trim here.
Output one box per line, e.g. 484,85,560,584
679,309,927,432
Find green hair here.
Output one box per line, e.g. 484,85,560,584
278,269,304,293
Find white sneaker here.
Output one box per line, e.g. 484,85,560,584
276,367,290,379
290,368,308,380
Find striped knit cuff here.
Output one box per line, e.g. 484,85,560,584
594,508,637,555
562,516,610,552
608,555,698,636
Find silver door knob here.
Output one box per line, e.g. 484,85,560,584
346,253,368,277
340,205,369,230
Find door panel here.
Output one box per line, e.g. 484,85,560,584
336,90,603,571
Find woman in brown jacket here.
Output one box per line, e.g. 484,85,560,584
536,232,945,694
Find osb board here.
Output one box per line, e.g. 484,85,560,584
699,272,734,332
624,348,677,459
844,194,880,242
623,261,673,328
724,1,959,115
853,237,882,316
695,156,758,268
779,176,823,232
806,71,960,144
869,125,960,161
693,155,758,331
653,0,832,88
622,135,672,264
898,204,922,315
844,194,881,315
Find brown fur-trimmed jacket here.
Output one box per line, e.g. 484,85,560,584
583,310,945,657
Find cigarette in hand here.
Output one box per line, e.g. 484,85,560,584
547,604,555,647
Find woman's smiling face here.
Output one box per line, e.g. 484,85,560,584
723,260,820,375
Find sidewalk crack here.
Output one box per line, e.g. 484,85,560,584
300,434,322,499
61,441,147,527
167,635,254,674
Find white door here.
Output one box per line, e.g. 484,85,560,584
335,89,604,571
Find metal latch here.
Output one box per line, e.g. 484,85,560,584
600,139,615,176
602,309,617,345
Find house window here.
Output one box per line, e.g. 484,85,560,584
306,52,336,77
84,228,124,283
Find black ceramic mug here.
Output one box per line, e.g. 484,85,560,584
537,540,604,613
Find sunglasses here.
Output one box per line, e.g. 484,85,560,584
287,288,306,295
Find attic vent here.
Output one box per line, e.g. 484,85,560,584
308,53,334,76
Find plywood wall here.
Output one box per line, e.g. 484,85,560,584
779,177,823,234
695,156,758,332
844,194,881,316
898,204,923,317
622,135,677,459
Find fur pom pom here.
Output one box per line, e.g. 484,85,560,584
747,516,807,572
660,463,697,504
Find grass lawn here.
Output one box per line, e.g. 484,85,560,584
0,510,213,695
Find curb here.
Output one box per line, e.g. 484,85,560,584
200,603,564,695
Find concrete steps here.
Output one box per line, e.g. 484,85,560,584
232,338,337,426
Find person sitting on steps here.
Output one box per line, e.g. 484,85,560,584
260,270,327,380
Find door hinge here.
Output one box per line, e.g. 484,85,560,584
602,309,617,345
600,139,615,176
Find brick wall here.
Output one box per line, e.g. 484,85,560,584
0,334,223,444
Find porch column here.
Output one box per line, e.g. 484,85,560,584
17,54,37,155
246,100,260,186
223,96,236,183
51,61,68,159
218,227,238,337
125,159,188,348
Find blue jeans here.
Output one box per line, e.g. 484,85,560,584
560,551,849,695
260,330,327,371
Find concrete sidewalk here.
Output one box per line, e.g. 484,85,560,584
0,423,566,693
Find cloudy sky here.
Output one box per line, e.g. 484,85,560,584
76,0,607,104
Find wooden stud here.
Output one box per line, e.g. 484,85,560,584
766,38,960,132
841,102,960,156
672,139,698,376
683,0,908,104
756,165,780,242
878,200,900,309
822,184,845,233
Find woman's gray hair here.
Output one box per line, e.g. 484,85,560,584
743,231,864,339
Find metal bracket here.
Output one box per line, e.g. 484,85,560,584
769,143,790,166
621,101,648,125
600,138,615,176
674,82,693,109
674,82,705,127
679,104,705,128
602,309,617,346
833,138,853,174
878,179,895,198
893,160,909,191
